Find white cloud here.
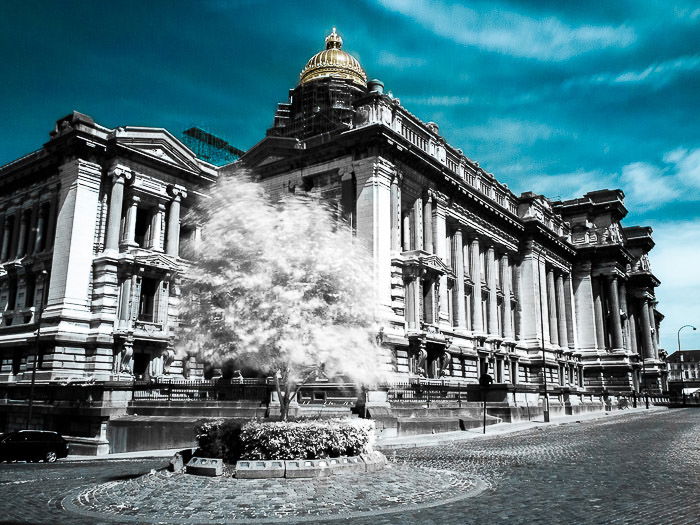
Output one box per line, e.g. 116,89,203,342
524,170,617,201
615,148,700,210
377,51,426,69
620,162,680,209
666,148,700,189
376,0,636,61
465,118,566,146
567,55,700,88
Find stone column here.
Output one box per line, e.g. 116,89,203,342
27,203,39,255
639,299,655,359
453,228,466,328
104,166,131,252
607,276,624,350
405,277,418,329
593,278,606,350
45,194,58,250
122,195,140,247
564,273,577,350
648,302,659,359
619,281,629,351
150,203,165,252
628,307,638,356
555,273,568,349
166,187,186,256
390,173,402,252
573,261,596,350
423,194,433,254
501,255,514,339
434,197,449,324
33,206,46,254
0,217,11,261
402,212,411,251
119,277,132,324
512,259,521,340
469,238,483,333
547,268,558,346
16,211,28,257
486,246,498,336
413,197,423,251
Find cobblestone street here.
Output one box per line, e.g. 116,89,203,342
0,408,698,524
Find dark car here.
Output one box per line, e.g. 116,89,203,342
0,430,70,463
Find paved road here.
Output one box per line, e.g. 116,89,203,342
0,408,698,524
0,457,168,525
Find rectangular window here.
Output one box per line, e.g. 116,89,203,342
134,207,152,248
138,277,158,322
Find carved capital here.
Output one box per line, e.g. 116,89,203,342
168,184,188,201
109,164,133,183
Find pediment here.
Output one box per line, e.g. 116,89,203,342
115,127,201,173
133,252,181,272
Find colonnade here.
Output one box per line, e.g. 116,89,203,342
0,193,57,262
104,165,186,257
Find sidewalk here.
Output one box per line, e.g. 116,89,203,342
65,447,183,461
64,406,669,460
375,405,669,450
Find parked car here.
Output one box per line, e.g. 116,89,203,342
0,430,70,463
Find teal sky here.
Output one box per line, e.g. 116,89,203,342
1,0,699,351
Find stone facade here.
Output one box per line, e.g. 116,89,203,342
237,31,668,398
0,111,215,392
0,32,669,444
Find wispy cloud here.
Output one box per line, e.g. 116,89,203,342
464,118,568,146
377,50,426,69
566,55,700,88
620,162,680,209
376,0,636,61
524,171,617,201
401,95,471,106
618,148,700,210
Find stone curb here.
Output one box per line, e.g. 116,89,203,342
61,474,490,524
375,406,669,450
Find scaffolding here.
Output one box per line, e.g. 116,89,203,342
181,127,244,166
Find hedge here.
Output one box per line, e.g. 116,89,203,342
240,419,375,460
194,418,245,463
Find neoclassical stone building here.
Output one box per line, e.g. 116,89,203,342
0,29,667,443
239,29,667,401
0,111,215,429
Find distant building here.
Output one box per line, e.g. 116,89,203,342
668,350,700,381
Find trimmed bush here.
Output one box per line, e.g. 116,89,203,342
194,419,245,463
240,419,375,460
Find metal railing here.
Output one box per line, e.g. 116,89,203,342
386,379,470,407
132,378,272,403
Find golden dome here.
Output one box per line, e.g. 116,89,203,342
299,28,367,87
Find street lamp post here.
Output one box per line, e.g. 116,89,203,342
641,354,649,410
26,270,47,429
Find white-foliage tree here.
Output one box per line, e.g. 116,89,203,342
177,169,389,420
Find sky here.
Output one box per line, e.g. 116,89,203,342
1,0,698,352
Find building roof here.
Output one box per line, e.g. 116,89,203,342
667,350,700,362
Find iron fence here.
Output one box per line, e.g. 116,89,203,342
131,378,272,403
386,379,470,406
